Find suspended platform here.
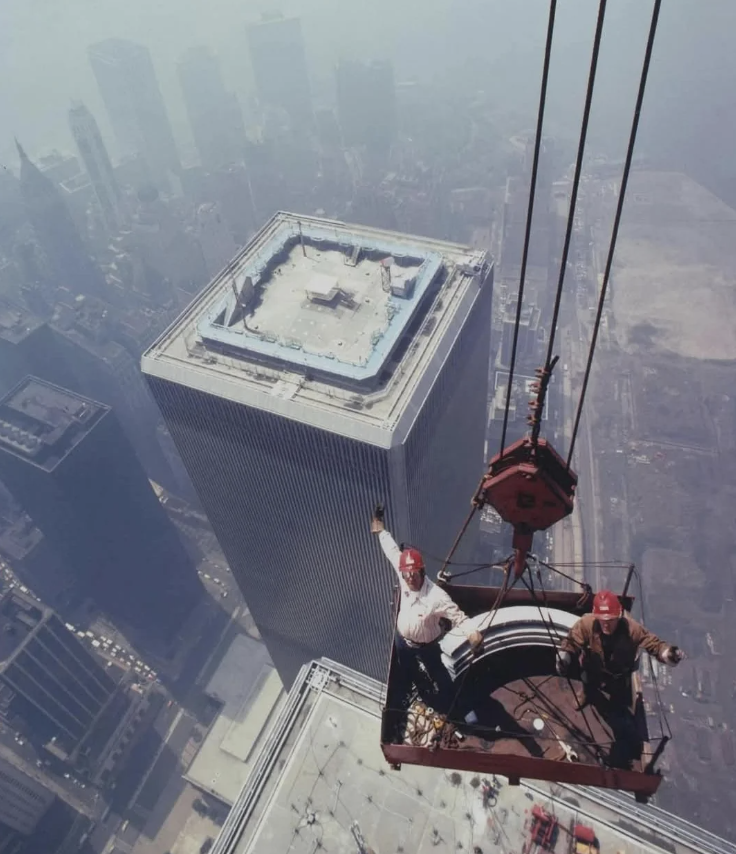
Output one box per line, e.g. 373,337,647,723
380,583,666,802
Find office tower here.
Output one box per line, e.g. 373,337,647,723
143,212,493,684
0,302,174,491
0,589,116,757
16,143,103,299
68,102,123,232
0,379,202,642
0,755,55,836
336,59,397,160
88,39,180,190
177,47,246,170
246,15,313,127
196,202,239,277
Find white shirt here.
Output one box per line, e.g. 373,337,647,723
378,530,471,644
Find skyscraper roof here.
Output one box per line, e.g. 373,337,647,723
143,212,490,447
212,658,736,854
0,377,107,472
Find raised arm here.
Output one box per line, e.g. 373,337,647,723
370,504,401,576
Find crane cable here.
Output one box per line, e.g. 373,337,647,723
543,0,608,395
499,0,558,455
567,0,663,465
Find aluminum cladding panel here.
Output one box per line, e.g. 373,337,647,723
404,266,493,573
146,377,396,686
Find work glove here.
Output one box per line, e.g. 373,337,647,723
370,503,385,534
467,630,484,655
664,645,684,665
556,650,572,677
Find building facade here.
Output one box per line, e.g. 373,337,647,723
0,590,117,756
246,15,313,128
0,379,202,643
68,102,124,233
0,755,54,836
88,38,180,190
177,47,246,171
336,59,397,161
16,143,103,299
143,213,493,684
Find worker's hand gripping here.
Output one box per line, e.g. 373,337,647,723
556,650,572,677
665,645,684,665
467,630,484,656
370,503,385,534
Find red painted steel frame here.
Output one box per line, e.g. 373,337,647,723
380,583,662,800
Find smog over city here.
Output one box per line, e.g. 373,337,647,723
0,2,734,853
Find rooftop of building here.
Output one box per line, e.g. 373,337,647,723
0,514,43,561
489,369,550,423
143,212,491,447
185,634,285,806
0,377,107,471
0,302,43,346
0,588,48,665
212,658,736,854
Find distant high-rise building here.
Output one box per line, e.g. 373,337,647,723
0,379,202,642
0,589,117,757
177,46,246,170
246,15,313,128
0,301,176,491
195,202,238,277
88,39,180,190
336,59,397,160
16,143,103,299
0,754,55,836
68,102,124,232
143,212,493,685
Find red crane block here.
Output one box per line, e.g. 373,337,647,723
480,437,577,530
478,437,577,576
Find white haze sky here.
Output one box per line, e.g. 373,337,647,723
1,0,735,193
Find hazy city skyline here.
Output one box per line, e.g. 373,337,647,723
1,1,735,851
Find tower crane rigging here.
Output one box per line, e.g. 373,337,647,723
380,0,672,800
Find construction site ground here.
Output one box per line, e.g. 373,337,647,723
580,171,736,840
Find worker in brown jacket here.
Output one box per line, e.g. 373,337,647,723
556,589,683,707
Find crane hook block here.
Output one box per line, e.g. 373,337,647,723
478,436,577,536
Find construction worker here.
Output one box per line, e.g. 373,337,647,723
370,505,483,721
556,589,684,707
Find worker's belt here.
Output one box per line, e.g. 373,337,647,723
401,635,440,649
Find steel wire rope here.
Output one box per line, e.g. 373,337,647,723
440,565,515,728
542,0,608,399
567,0,663,466
528,553,591,590
499,0,558,454
631,565,673,740
519,569,605,762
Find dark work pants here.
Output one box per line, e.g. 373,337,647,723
394,633,456,714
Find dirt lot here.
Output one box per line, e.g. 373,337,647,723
586,172,736,839
611,171,736,362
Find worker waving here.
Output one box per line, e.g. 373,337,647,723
371,504,482,721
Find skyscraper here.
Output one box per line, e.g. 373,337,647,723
16,143,103,299
68,102,123,233
0,589,117,757
0,378,202,642
177,46,246,170
88,39,180,190
143,212,493,684
246,15,313,128
336,58,397,160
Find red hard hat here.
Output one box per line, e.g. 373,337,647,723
399,547,425,573
592,590,623,619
